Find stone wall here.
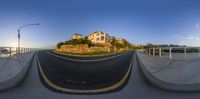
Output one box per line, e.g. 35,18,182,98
55,44,112,53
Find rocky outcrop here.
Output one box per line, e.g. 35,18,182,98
55,44,112,53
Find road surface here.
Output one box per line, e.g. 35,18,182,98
0,51,200,98
37,50,133,94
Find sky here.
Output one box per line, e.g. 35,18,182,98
0,0,200,48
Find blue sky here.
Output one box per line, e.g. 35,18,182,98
0,0,200,48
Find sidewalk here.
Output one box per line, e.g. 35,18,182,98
136,51,200,91
0,52,36,91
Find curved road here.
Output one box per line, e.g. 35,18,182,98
0,51,200,98
37,50,133,93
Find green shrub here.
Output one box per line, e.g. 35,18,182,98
57,42,64,49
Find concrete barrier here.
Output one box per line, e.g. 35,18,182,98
135,51,200,92
0,52,36,91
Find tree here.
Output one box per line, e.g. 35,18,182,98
62,38,92,46
80,38,92,45
85,36,88,39
123,39,129,46
57,42,64,49
64,41,70,45
115,43,124,48
111,37,116,46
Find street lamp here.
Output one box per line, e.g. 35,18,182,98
17,23,40,54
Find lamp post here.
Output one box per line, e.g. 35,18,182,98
17,23,40,54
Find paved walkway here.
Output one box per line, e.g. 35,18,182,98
0,52,35,90
137,52,200,84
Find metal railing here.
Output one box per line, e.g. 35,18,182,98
142,47,200,60
0,47,40,58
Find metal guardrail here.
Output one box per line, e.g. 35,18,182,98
142,47,200,60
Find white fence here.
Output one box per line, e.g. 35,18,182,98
0,47,40,58
142,47,200,60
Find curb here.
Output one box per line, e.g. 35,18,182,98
135,51,200,92
0,52,36,91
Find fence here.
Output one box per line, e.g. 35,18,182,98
142,47,200,60
0,47,40,58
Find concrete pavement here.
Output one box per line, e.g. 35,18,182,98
136,51,200,91
0,52,36,90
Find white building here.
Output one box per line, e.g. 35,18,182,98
71,33,84,39
88,31,112,44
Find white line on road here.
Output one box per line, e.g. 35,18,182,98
46,51,129,62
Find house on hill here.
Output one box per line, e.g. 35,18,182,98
88,31,112,44
71,33,84,40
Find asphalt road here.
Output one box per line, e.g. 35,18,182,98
1,51,200,98
37,50,133,93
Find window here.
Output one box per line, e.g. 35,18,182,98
101,36,104,41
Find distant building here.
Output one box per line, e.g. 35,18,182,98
71,33,84,39
88,31,112,44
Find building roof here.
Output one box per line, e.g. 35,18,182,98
88,31,111,38
89,31,105,35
